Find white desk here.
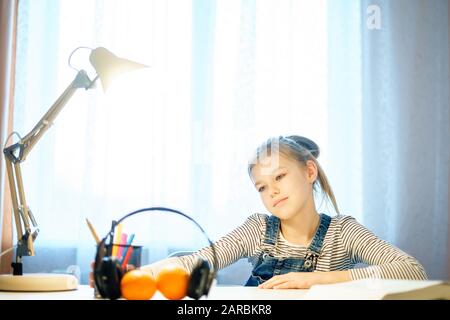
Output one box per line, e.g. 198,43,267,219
1,280,446,300
0,285,308,300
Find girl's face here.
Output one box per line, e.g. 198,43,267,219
251,153,317,220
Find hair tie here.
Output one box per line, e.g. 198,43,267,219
281,135,320,158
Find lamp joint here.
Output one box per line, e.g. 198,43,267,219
3,142,24,163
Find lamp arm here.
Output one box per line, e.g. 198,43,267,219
21,70,96,160
2,70,97,274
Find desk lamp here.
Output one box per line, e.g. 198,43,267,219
0,47,147,291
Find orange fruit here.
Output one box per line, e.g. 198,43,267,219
156,264,190,300
120,269,157,300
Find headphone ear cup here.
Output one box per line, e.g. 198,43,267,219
187,259,213,300
94,256,124,300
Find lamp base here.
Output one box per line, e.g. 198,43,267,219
0,273,78,291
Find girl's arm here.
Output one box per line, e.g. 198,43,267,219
340,216,428,281
140,214,264,277
260,216,427,290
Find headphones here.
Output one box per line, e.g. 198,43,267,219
93,207,217,300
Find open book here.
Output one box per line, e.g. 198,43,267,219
304,279,450,300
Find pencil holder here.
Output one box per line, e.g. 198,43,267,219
105,243,143,268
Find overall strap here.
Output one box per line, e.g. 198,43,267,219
308,213,332,254
263,215,281,245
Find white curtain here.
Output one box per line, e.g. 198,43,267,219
10,0,330,284
7,0,448,284
328,0,449,279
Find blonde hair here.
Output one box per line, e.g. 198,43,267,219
248,135,340,215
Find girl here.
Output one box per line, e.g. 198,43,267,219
91,135,428,289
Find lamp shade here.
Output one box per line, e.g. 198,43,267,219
89,47,148,91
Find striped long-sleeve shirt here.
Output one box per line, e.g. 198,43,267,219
142,213,427,281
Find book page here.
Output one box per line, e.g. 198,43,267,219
303,279,445,300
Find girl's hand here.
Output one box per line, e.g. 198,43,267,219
258,272,323,289
258,271,350,289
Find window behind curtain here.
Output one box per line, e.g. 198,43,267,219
12,0,330,284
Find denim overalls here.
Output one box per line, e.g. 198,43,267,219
245,213,331,286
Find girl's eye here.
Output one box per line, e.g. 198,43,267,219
275,174,286,181
258,186,266,193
